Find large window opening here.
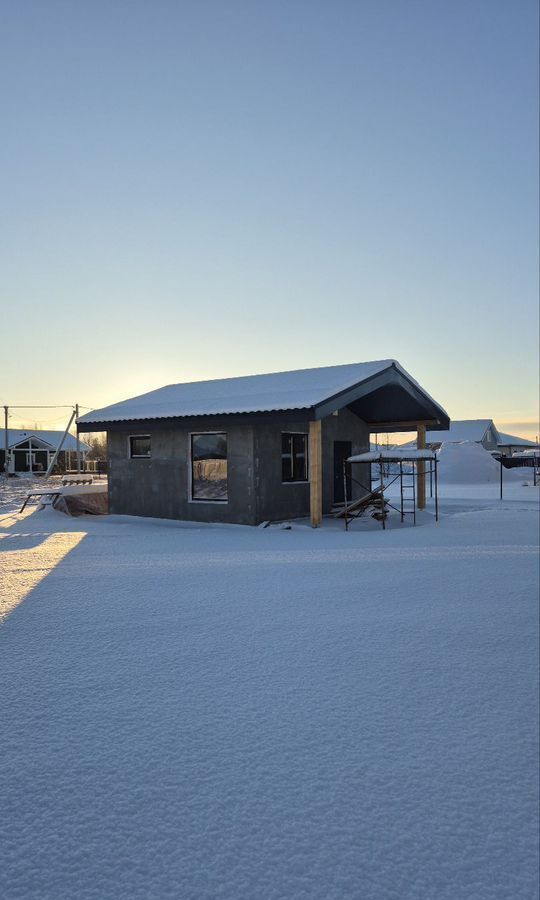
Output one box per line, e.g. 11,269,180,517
191,433,228,501
281,433,308,482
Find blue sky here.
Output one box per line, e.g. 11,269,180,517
1,0,538,436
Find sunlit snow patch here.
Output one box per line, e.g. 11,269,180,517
0,531,86,620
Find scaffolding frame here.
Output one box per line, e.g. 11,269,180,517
341,451,438,531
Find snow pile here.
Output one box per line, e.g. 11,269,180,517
436,441,501,483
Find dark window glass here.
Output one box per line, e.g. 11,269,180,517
281,433,308,482
129,435,151,458
191,433,228,501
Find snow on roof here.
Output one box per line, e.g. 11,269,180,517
508,450,540,459
397,420,496,448
348,449,436,463
424,419,495,443
1,429,90,452
496,431,537,447
78,360,448,425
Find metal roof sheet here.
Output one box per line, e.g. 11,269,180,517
78,360,448,425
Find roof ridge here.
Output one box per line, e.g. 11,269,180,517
157,359,396,391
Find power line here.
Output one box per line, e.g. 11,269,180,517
3,405,76,409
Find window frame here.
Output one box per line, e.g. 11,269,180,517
281,431,309,484
128,434,152,459
188,431,229,504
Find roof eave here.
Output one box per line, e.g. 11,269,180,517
76,407,317,433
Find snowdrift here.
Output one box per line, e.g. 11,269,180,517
436,441,500,484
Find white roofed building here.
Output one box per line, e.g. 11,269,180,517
403,419,501,453
1,429,90,474
496,431,539,457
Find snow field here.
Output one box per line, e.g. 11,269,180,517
0,495,538,900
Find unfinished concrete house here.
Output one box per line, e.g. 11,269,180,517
77,360,449,526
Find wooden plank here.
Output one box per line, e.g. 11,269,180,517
333,490,383,518
309,420,322,527
417,423,426,509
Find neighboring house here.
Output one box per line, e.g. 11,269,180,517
0,429,90,474
496,431,539,457
77,360,449,526
403,419,500,453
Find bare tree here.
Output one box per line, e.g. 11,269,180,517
84,432,108,461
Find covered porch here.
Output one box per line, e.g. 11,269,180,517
9,436,56,474
2,432,90,475
307,363,448,527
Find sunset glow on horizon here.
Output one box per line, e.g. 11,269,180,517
1,2,538,436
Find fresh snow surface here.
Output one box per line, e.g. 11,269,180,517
349,449,436,462
78,359,447,424
0,491,538,899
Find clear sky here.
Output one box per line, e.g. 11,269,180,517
1,0,538,437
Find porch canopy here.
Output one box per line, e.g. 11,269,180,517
348,449,437,463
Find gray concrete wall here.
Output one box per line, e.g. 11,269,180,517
253,409,370,522
106,409,370,525
321,408,370,511
107,423,256,525
253,419,312,522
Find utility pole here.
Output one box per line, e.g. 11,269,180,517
45,408,76,478
3,405,8,485
75,403,81,472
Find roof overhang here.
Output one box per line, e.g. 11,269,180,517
313,363,449,432
9,436,55,450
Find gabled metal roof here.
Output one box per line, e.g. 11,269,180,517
78,359,449,430
1,429,90,452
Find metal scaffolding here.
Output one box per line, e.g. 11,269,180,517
340,449,438,531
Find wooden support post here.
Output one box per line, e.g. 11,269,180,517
379,459,385,530
417,423,426,510
343,461,349,531
434,458,439,521
309,419,322,528
399,459,404,522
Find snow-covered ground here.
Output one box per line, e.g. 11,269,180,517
0,488,538,899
